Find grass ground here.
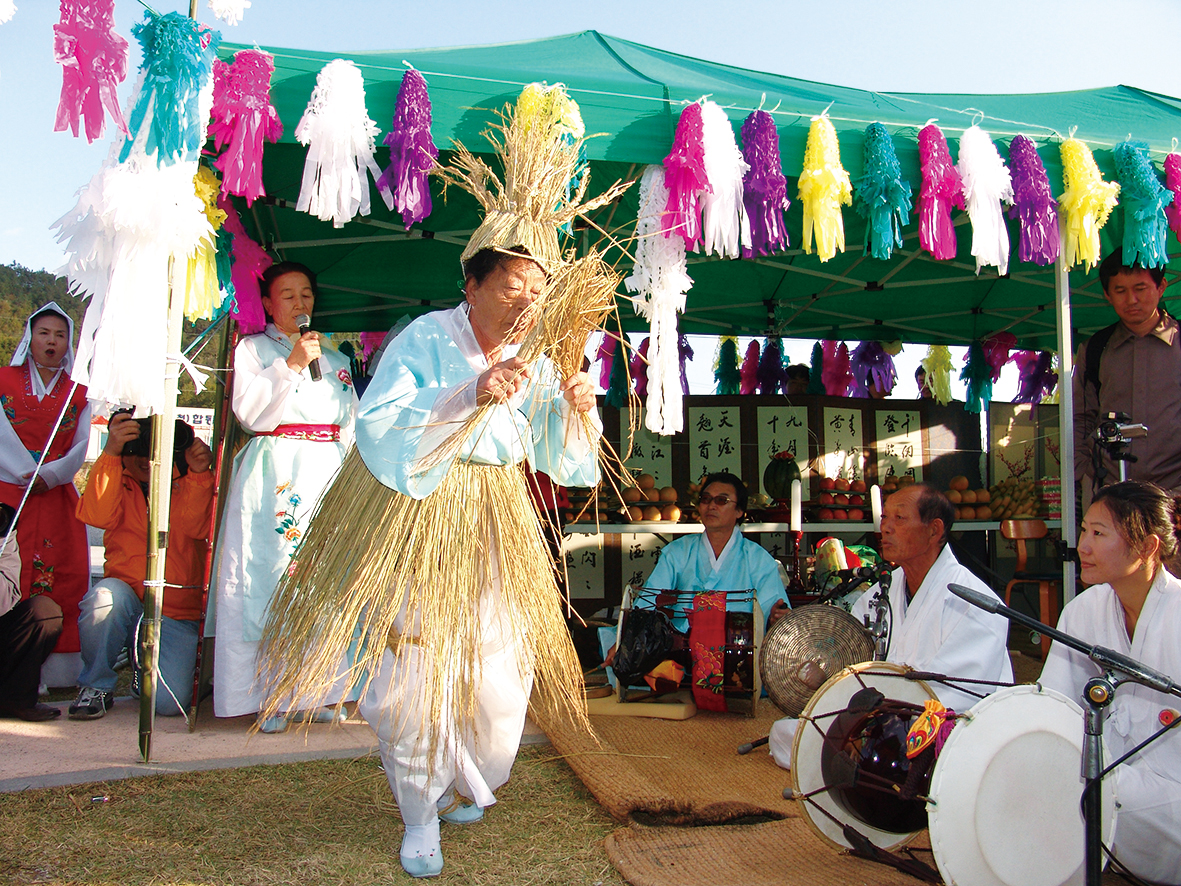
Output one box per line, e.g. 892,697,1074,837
0,746,628,886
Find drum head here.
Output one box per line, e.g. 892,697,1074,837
791,661,935,852
929,685,1117,886
760,605,874,717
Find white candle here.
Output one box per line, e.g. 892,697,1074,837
790,479,802,532
870,485,883,532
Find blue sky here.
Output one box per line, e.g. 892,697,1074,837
5,0,1181,274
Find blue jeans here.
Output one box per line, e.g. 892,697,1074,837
77,578,199,716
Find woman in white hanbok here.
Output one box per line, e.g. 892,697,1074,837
210,263,358,726
1040,481,1181,885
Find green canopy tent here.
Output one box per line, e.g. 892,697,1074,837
215,29,1181,602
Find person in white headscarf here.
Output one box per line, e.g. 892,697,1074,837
0,303,91,685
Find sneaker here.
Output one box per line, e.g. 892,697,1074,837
68,687,113,720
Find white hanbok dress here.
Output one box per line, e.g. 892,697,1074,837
210,326,357,717
1039,569,1181,885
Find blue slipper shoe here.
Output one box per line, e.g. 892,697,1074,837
256,714,290,734
438,790,484,824
400,825,443,878
289,707,347,725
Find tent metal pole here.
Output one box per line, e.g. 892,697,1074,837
1055,235,1078,604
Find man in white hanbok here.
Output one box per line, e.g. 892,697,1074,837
770,483,1012,768
354,250,601,877
1040,481,1181,884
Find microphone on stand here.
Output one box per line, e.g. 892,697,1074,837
294,314,322,382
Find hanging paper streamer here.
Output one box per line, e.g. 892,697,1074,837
295,58,393,228
0,1,14,24
218,194,271,334
921,345,953,406
679,334,694,396
698,101,751,258
960,342,993,414
918,124,965,261
359,330,386,365
849,341,897,398
757,337,788,395
1114,139,1172,269
119,12,221,166
956,125,1013,275
626,165,694,435
853,123,912,261
797,115,852,262
183,164,228,322
376,69,439,229
1059,137,1120,272
821,340,852,397
605,338,629,409
53,0,129,143
981,331,1016,382
515,82,587,235
631,337,651,400
208,49,282,206
806,342,825,395
740,340,760,395
1007,134,1059,266
714,336,741,395
208,0,250,25
740,110,790,257
1012,350,1058,404
1165,153,1181,241
595,333,617,390
663,103,710,251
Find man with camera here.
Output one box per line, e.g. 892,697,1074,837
69,413,214,719
1073,248,1181,495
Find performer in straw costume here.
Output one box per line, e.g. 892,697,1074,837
0,303,90,680
257,85,629,878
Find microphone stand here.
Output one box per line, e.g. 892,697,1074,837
948,583,1181,886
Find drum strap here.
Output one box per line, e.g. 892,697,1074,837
841,826,942,884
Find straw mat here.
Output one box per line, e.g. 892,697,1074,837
542,703,794,825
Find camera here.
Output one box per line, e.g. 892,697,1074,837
115,413,195,459
1094,411,1148,445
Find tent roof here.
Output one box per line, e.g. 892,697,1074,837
223,31,1181,347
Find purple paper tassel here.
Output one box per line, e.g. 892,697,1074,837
679,333,694,395
849,341,897,397
740,340,760,395
663,103,710,250
631,337,651,399
982,332,1016,383
377,69,439,229
1007,135,1059,266
1165,153,1181,241
595,333,616,390
1012,350,1058,404
740,110,790,258
758,337,789,395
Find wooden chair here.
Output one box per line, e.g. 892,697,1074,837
1000,519,1059,659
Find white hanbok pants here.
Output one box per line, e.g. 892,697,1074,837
359,585,533,826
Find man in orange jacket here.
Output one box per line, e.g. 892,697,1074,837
69,413,214,719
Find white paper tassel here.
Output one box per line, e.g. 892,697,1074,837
698,100,750,258
957,125,1014,275
625,165,694,436
296,59,392,228
0,1,16,25
207,0,249,25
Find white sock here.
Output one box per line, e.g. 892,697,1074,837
401,820,441,859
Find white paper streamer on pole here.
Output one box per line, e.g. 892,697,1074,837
624,165,694,436
207,0,250,25
698,100,750,258
295,58,393,228
956,124,1014,275
0,1,16,25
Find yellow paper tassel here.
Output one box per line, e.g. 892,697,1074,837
1059,138,1120,272
922,344,954,405
516,81,585,140
182,166,227,321
797,114,852,262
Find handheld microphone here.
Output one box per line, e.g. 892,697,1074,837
294,314,322,381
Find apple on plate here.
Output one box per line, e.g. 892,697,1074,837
819,492,834,505
819,477,836,491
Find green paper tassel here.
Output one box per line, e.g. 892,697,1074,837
713,336,741,395
806,342,826,395
960,341,994,414
605,338,630,408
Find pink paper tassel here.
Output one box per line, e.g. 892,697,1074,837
821,341,852,397
1164,154,1181,241
359,330,386,362
918,124,964,260
219,195,271,333
376,69,439,229
53,0,129,143
981,331,1016,382
740,340,760,395
1007,134,1059,266
595,333,617,390
663,103,710,251
208,49,282,207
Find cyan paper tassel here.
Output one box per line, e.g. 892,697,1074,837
853,123,912,261
1114,139,1172,269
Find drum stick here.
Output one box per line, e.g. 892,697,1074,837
737,735,769,755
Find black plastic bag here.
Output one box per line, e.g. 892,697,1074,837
613,607,675,686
